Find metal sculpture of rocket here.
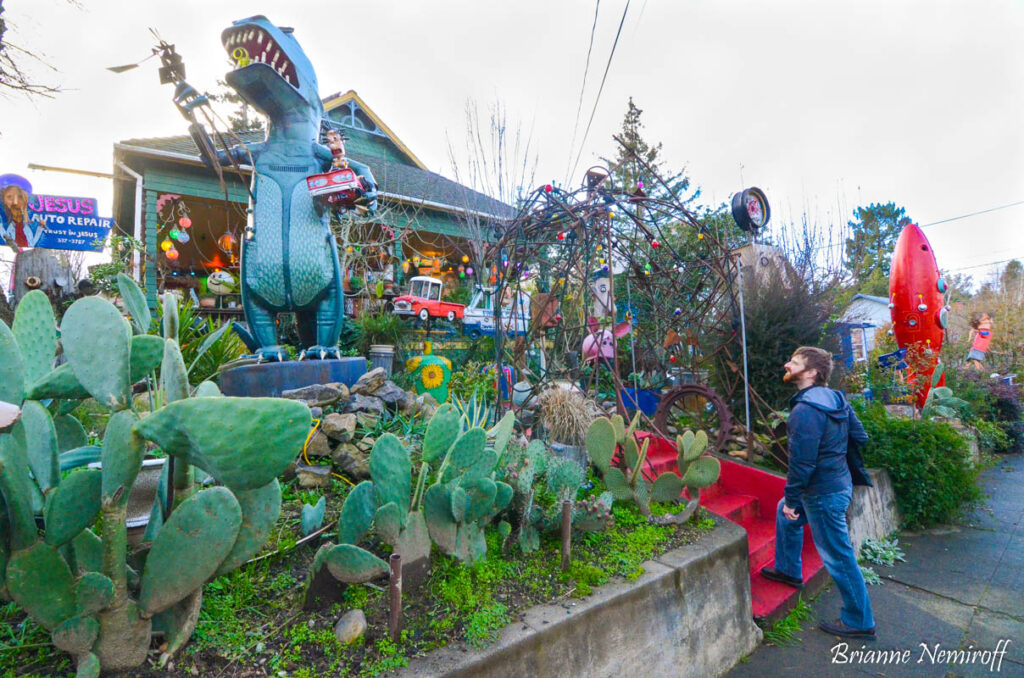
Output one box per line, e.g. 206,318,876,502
888,223,949,408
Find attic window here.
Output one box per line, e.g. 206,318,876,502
330,100,386,137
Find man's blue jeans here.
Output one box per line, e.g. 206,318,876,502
774,488,875,630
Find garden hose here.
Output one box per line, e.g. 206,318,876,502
302,418,355,486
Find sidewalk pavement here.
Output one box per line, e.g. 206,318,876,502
726,453,1024,678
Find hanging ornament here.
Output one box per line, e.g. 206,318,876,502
166,248,179,261
669,354,677,363
178,231,190,244
697,233,704,240
644,263,652,276
169,229,181,241
489,275,497,284
346,246,354,253
651,240,660,248
402,261,410,274
597,244,602,251
461,255,469,263
557,232,565,241
178,216,192,229
459,271,465,279
674,307,682,316
458,265,465,273
466,267,474,275
218,232,238,253
599,258,605,265
160,239,173,251
544,184,553,192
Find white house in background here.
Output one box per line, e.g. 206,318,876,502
839,294,891,364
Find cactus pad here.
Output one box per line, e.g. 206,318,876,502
6,541,77,630
463,478,497,522
129,335,165,382
214,479,282,576
117,273,152,334
52,614,100,656
54,415,88,454
623,435,640,471
650,472,685,503
323,543,389,584
100,410,143,505
374,502,402,544
610,413,625,443
369,434,411,519
603,467,633,502
422,483,457,554
0,318,25,405
22,400,59,493
546,456,585,501
162,293,179,342
74,572,115,615
337,480,376,545
139,487,242,616
43,468,102,546
494,481,514,512
161,340,189,403
0,423,38,549
489,411,515,458
585,418,616,470
450,486,468,522
422,404,460,463
132,397,310,491
394,510,431,566
61,297,132,411
301,496,326,536
70,528,103,575
681,455,721,489
12,290,56,386
26,363,90,401
194,381,222,398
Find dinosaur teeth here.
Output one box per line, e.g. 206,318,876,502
271,50,280,67
257,32,264,45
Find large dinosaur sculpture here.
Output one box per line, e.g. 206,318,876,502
175,15,377,361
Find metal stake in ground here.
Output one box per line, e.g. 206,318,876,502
389,553,402,640
561,500,572,572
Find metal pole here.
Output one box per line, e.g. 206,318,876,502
735,256,752,458
388,554,402,640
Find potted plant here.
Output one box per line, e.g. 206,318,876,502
353,311,409,375
537,386,597,470
622,371,667,416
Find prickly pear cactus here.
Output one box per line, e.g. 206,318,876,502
585,416,721,525
0,279,310,676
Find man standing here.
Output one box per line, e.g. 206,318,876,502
760,346,876,640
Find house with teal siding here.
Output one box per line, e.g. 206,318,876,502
111,90,512,308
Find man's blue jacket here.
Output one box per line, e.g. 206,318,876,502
784,386,870,509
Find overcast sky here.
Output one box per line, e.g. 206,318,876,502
1,0,1022,285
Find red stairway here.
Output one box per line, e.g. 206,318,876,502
640,434,829,622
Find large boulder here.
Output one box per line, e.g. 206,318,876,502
282,383,347,408
373,381,409,411
346,393,384,416
305,429,333,458
351,368,388,396
322,412,357,443
332,442,370,480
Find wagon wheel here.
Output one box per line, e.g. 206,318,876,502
652,384,734,453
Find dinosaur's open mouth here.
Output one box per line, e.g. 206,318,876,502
222,25,298,87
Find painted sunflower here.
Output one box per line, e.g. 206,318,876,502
421,365,445,389
406,356,422,372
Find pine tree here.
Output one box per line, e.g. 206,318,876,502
844,202,912,291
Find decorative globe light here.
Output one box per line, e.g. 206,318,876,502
178,231,191,244
218,232,238,253
166,248,179,260
169,229,180,241
461,255,469,263
160,239,172,251
466,267,474,275
178,216,192,229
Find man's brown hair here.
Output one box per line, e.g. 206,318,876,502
793,346,833,386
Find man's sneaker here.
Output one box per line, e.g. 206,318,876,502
759,567,804,589
819,619,876,640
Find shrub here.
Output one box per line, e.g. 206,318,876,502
855,402,980,529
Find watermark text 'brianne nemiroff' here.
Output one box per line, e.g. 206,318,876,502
831,640,1012,672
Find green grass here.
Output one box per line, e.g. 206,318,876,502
762,597,812,646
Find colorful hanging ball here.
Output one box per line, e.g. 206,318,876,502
545,184,553,192
599,258,605,265
637,181,644,189
651,240,660,248
466,267,474,275
489,275,497,284
555,315,562,323
166,248,179,261
459,272,465,279
608,211,615,219
178,217,192,229
218,232,238,252
669,354,677,363
557,232,565,240
178,231,190,244
160,239,172,251
346,246,353,253
674,307,682,316
169,229,180,241
458,265,465,273
697,233,704,240
461,255,469,263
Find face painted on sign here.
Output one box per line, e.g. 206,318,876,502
2,186,29,223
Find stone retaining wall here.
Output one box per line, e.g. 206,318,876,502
400,518,762,678
848,467,902,554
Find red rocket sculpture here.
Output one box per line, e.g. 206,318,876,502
888,224,949,408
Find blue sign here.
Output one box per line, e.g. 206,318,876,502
0,195,112,252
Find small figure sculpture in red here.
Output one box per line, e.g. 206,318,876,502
966,313,993,370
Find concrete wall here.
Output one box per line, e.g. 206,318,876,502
400,519,762,678
848,467,902,554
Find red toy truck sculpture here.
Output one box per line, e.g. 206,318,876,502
306,167,368,209
393,276,466,322
888,223,948,408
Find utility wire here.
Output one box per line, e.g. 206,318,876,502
568,0,632,183
920,200,1024,228
564,0,601,184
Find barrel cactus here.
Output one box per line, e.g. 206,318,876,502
586,414,720,525
0,279,310,676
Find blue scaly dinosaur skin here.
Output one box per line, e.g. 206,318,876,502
212,16,377,361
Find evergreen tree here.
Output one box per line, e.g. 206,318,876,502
844,202,912,291
602,97,697,204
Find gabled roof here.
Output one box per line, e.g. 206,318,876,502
850,294,889,305
115,132,514,220
322,90,426,170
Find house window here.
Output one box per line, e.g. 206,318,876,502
851,328,869,362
